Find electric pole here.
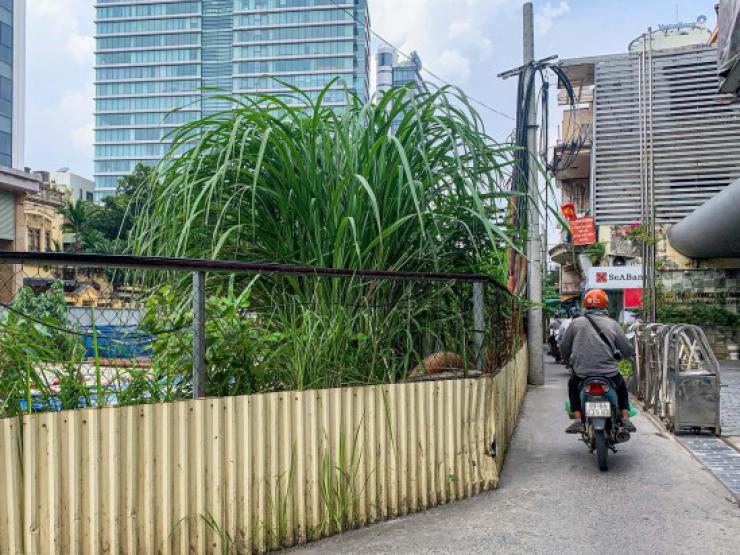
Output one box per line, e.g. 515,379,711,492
524,2,544,385
498,3,547,385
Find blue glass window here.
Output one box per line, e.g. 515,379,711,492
97,33,200,51
97,49,200,66
96,95,200,112
234,24,353,43
233,40,354,59
96,80,201,97
97,17,200,35
235,9,352,27
234,56,354,75
97,2,200,20
96,64,201,81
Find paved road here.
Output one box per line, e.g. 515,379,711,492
295,357,740,554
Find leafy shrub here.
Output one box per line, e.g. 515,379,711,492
657,303,739,328
0,283,86,417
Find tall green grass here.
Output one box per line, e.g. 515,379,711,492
125,84,521,390
130,83,517,274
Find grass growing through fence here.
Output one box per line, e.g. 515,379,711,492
318,423,366,535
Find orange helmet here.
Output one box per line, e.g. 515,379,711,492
584,289,608,310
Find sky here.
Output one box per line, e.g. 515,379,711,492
24,0,719,180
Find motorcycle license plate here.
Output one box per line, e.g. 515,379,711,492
585,402,611,417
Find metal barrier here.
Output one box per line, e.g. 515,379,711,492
0,251,522,419
630,322,721,434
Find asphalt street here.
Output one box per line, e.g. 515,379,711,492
294,356,740,554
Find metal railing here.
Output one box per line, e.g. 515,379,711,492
0,251,522,417
630,322,721,434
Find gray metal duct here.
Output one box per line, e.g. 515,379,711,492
667,177,740,258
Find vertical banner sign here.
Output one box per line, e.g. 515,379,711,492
624,288,643,308
570,216,596,245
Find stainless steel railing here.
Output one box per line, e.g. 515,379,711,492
629,322,721,434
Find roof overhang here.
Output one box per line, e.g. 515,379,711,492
557,53,626,88
0,166,41,195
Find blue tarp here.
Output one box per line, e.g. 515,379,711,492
82,325,153,359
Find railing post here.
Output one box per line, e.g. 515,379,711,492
192,270,206,399
473,281,485,369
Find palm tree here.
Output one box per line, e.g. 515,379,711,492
59,199,96,252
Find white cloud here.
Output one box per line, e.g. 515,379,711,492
368,0,515,87
70,123,94,157
535,1,571,35
436,49,472,81
65,34,95,67
26,0,95,176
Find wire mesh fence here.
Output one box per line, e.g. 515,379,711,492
0,253,522,418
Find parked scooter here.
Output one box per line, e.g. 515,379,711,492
572,375,632,471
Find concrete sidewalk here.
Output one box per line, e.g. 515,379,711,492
294,357,740,554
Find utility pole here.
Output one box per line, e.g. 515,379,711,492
524,2,544,385
498,3,548,385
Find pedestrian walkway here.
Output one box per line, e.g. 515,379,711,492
679,436,740,502
672,360,740,505
294,357,740,554
721,360,740,437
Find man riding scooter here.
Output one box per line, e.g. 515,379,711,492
560,289,637,434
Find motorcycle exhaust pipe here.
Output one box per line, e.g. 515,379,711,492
615,429,631,443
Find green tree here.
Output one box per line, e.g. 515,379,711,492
57,163,153,254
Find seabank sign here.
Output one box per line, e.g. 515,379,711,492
587,266,644,290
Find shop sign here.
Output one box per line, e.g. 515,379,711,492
587,266,644,290
570,217,596,246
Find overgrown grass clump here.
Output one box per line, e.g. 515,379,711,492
128,84,521,393
0,85,521,416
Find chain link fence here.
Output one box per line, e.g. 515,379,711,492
0,252,522,418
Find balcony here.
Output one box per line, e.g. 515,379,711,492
549,242,582,266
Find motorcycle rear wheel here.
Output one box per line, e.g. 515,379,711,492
595,429,609,471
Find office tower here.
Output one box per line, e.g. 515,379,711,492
375,46,425,129
0,0,25,168
94,0,370,199
375,46,424,95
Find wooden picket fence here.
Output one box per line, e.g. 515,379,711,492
0,346,528,554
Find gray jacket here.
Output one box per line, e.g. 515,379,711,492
559,309,634,377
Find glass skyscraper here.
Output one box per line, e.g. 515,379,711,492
94,0,370,198
0,0,25,169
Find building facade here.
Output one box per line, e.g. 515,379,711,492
48,169,96,203
376,46,424,94
0,0,26,169
549,36,740,354
94,0,370,198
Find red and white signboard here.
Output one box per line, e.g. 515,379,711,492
587,266,644,290
570,217,596,246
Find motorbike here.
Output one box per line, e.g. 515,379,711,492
579,376,631,471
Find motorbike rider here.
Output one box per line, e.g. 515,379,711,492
548,312,563,362
560,289,637,434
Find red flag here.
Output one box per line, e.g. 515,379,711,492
561,202,577,221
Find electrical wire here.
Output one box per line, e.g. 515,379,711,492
327,0,515,121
